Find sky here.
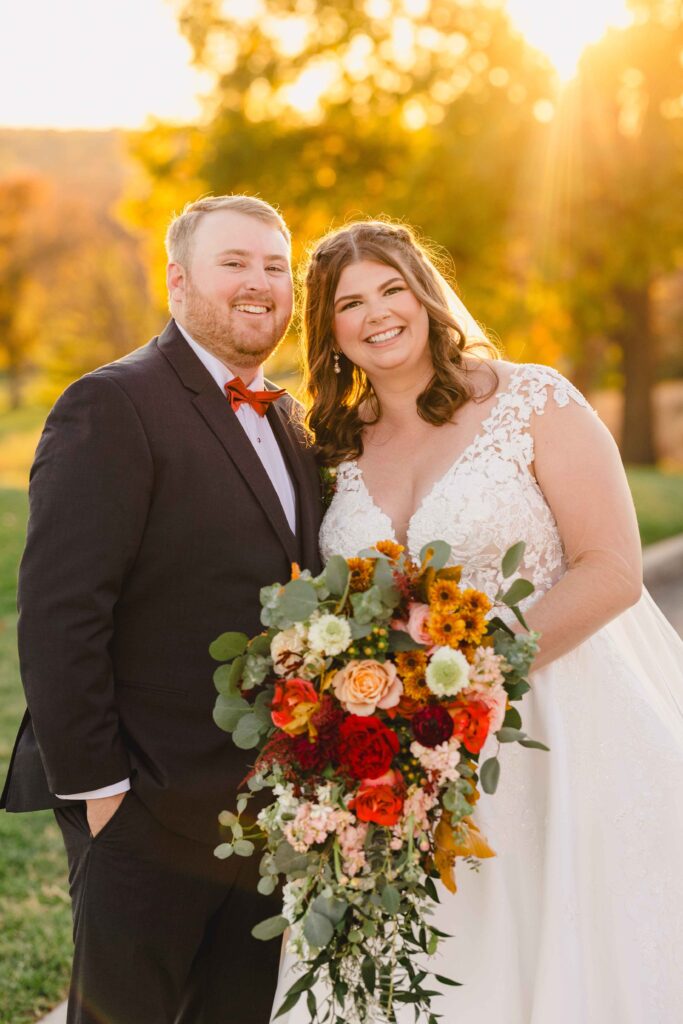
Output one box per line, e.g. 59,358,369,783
0,0,632,131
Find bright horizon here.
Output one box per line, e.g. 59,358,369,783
0,0,632,131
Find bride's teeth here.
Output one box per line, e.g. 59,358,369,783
367,327,402,343
235,304,269,314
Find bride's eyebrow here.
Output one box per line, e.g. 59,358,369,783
334,276,405,307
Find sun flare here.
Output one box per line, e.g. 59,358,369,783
506,0,633,80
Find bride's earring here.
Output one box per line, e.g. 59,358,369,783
333,350,341,374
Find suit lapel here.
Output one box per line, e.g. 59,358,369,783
157,321,299,565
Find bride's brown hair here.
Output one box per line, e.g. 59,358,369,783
301,220,499,465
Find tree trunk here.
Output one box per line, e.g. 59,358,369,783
615,285,656,465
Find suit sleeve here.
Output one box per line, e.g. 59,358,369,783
17,373,153,794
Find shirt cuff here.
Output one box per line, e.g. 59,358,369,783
55,778,131,801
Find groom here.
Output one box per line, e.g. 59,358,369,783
1,195,323,1022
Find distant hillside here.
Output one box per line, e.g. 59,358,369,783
0,128,132,209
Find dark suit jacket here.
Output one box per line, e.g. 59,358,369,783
1,320,323,843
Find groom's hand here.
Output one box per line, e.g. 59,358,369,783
86,792,126,838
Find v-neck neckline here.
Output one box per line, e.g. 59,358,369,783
349,365,521,547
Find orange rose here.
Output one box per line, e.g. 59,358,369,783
271,678,319,736
352,769,405,827
332,660,403,716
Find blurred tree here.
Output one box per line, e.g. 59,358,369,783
129,0,554,324
0,174,61,408
551,0,683,462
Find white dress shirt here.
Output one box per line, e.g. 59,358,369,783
56,324,297,801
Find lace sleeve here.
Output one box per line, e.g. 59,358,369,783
519,367,643,670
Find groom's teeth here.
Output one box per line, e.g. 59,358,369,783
367,327,402,343
235,304,269,314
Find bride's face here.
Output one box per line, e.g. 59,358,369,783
332,259,431,379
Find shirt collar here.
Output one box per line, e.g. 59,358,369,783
175,320,265,392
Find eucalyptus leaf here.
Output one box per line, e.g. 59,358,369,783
381,884,401,915
303,910,334,948
418,540,451,571
232,714,263,750
274,841,310,874
519,738,550,751
510,604,531,631
389,629,425,653
324,555,350,597
257,876,276,896
311,894,347,925
480,756,501,795
209,631,249,662
251,914,290,941
500,578,535,607
212,693,250,732
350,619,374,640
496,726,526,743
501,541,526,579
279,579,319,622
350,585,385,624
505,679,531,701
213,663,239,696
503,706,523,730
248,632,274,656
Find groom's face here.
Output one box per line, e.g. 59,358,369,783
170,209,293,372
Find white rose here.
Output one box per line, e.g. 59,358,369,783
270,625,307,676
307,613,352,657
425,647,470,697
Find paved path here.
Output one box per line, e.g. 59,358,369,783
37,537,683,1024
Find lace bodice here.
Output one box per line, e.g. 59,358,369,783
319,364,592,609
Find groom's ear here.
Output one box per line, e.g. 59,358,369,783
167,262,186,305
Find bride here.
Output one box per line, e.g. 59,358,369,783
272,219,683,1023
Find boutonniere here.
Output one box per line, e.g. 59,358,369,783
319,465,337,511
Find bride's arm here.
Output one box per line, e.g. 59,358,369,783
518,395,643,671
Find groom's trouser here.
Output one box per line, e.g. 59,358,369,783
55,790,280,1024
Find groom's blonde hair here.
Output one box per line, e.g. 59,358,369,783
165,195,291,267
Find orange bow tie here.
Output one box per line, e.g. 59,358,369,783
224,376,286,416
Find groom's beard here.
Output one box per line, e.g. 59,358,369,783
181,275,291,370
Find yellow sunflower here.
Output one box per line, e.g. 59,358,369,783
426,609,467,648
375,539,405,562
428,578,462,610
395,649,428,680
346,557,374,592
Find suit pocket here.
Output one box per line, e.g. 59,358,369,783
89,791,132,843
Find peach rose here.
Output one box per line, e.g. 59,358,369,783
332,659,403,716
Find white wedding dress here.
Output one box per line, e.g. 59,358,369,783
273,364,683,1023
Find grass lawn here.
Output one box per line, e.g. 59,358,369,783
0,459,682,1020
0,490,72,1023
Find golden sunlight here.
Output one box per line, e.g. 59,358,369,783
506,0,633,80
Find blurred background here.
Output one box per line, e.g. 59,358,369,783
0,0,681,1020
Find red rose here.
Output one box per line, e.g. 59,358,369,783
352,770,405,827
450,700,490,754
411,705,454,748
289,696,343,773
338,715,399,780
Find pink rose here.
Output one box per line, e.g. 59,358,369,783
332,660,403,716
391,602,431,646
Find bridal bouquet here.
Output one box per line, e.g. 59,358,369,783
210,540,544,1023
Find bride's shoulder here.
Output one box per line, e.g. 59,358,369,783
494,360,592,413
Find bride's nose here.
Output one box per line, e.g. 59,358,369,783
367,306,391,325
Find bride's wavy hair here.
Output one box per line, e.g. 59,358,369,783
301,220,499,465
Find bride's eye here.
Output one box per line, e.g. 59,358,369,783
339,299,361,311
385,285,406,295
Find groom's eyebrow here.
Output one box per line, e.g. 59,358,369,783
334,276,404,307
216,248,289,262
